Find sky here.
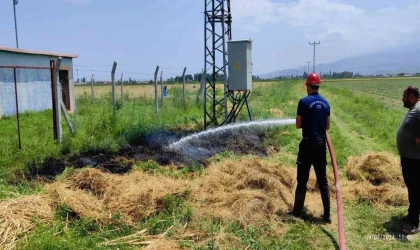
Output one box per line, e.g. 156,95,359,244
0,0,419,80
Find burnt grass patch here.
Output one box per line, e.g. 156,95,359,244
26,127,278,181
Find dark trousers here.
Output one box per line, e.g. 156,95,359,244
401,156,420,227
293,139,330,215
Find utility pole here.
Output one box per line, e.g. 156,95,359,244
306,61,311,73
12,0,19,48
76,68,79,83
309,41,320,72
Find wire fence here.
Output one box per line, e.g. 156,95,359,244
0,66,55,149
0,62,206,150
74,64,199,82
73,63,206,116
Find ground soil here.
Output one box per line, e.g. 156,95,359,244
27,128,275,180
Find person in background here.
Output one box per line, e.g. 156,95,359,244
397,86,420,234
287,72,331,223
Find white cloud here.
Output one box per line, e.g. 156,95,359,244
232,0,420,55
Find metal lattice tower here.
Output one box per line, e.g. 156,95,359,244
204,0,231,129
309,41,320,72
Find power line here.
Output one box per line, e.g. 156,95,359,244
118,65,186,70
74,64,195,73
285,0,301,30
292,0,312,39
304,0,317,39
75,64,204,80
74,64,112,67
77,69,109,73
77,69,199,76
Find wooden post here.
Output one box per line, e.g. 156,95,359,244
182,67,186,108
91,74,94,103
50,60,57,141
61,102,75,135
13,68,21,149
120,72,124,106
154,66,159,115
111,61,117,120
160,71,163,107
55,57,62,143
196,68,204,104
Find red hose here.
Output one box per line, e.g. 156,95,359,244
326,132,346,250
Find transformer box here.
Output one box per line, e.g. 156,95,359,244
227,40,252,91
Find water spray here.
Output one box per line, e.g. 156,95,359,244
167,119,296,150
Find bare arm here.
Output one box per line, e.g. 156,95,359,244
296,116,302,129
326,116,330,130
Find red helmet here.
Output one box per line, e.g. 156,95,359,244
305,72,321,86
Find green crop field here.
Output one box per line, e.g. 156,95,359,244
1,78,419,249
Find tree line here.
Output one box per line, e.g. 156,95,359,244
166,73,262,83
273,71,356,80
273,70,420,80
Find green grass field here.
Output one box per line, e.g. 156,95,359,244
1,78,420,249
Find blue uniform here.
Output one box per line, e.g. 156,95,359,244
290,91,331,221
297,92,330,143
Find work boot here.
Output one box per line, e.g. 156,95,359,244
286,209,302,218
290,191,306,217
323,216,332,224
321,191,331,224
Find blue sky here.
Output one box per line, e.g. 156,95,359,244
0,0,419,80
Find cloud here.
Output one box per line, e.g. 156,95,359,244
231,0,420,54
232,0,364,36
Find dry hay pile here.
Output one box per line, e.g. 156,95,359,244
47,158,337,227
346,152,403,186
47,159,335,227
190,158,335,226
47,168,189,225
46,182,109,223
0,195,54,250
143,239,181,250
45,159,338,248
99,226,202,249
343,152,407,206
0,156,340,249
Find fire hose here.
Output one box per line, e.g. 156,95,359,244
326,132,346,250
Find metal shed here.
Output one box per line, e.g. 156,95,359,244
0,47,78,117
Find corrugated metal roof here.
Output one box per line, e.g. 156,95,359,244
0,46,78,58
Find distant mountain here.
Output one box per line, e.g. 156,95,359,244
260,45,420,78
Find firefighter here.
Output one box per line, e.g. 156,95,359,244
287,72,331,223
